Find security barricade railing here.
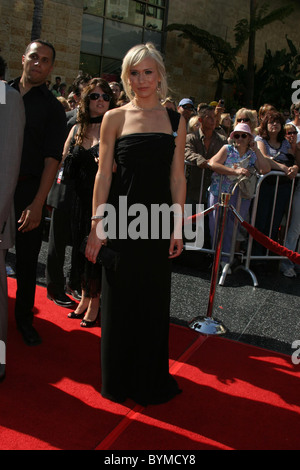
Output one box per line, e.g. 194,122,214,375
184,159,300,287
235,171,300,286
184,160,223,255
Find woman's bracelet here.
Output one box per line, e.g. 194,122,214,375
91,215,105,221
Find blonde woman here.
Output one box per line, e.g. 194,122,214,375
162,96,177,111
234,108,258,134
187,114,200,133
208,122,270,265
220,112,232,137
86,43,186,405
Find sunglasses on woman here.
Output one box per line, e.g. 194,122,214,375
286,131,298,135
89,92,111,102
233,133,248,139
237,118,250,122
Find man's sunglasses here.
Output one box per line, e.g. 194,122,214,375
286,131,298,135
89,93,111,102
237,118,250,123
233,133,248,139
181,105,194,110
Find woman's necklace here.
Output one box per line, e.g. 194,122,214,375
131,100,162,111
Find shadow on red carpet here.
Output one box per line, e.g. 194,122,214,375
0,278,299,450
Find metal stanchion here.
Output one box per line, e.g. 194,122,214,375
189,193,229,335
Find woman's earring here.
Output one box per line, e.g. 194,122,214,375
157,81,161,93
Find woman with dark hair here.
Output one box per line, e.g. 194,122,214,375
63,78,115,326
254,110,299,253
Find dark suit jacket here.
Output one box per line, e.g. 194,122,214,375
0,84,25,248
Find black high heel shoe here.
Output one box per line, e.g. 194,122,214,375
80,309,100,328
67,308,87,319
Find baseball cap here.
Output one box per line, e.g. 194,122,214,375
179,98,194,108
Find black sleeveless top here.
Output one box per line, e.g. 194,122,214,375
109,108,181,210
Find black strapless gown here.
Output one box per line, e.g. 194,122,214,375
100,127,182,406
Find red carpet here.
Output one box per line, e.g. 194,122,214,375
1,278,299,450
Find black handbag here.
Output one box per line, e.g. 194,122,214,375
80,236,120,271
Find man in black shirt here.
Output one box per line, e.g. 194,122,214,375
10,40,67,346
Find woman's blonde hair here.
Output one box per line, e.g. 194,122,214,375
284,122,297,133
121,42,168,101
234,108,257,133
187,115,200,133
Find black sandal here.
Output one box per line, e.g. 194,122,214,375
67,308,87,319
80,310,100,328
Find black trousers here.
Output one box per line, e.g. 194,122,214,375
46,206,80,296
14,178,44,328
46,206,71,296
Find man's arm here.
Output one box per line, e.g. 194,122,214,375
18,157,60,232
18,92,67,232
185,133,208,168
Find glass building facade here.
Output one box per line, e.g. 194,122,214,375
80,0,169,82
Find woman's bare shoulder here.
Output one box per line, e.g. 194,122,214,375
103,104,130,127
105,103,131,118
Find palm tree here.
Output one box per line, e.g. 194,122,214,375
166,23,237,99
31,0,44,41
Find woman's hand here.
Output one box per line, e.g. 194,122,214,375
287,165,299,179
85,223,106,264
234,167,250,178
169,233,183,259
249,139,257,152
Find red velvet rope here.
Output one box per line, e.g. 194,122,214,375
182,209,300,265
241,221,300,264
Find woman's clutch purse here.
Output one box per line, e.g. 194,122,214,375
80,236,120,270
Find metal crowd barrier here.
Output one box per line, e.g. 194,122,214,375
184,160,300,287
236,171,300,286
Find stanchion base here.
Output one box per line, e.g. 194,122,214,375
189,316,227,335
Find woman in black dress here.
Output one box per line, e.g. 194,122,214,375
62,78,115,326
86,43,186,405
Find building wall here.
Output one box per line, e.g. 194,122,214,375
1,0,299,105
165,0,300,105
0,0,83,87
